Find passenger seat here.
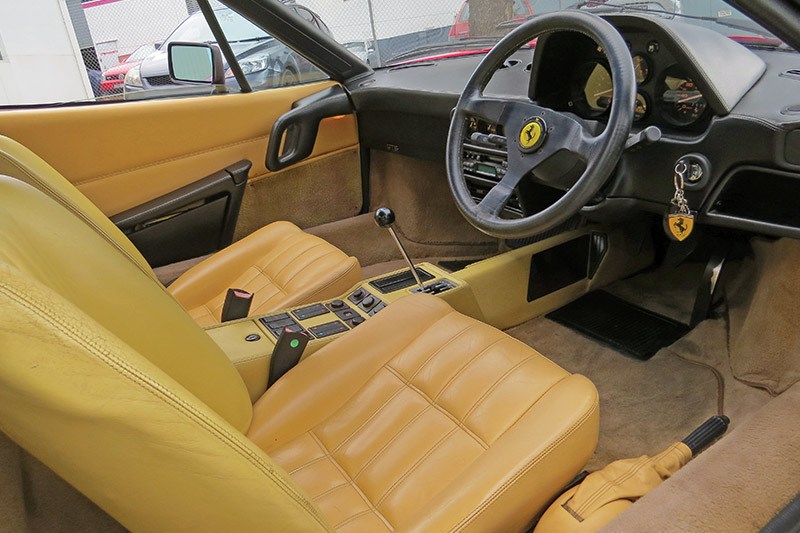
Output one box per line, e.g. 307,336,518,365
0,135,361,326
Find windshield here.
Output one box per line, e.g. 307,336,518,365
164,8,269,45
304,0,783,67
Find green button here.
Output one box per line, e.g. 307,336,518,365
290,339,300,348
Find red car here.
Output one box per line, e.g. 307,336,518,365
450,0,534,39
100,43,157,94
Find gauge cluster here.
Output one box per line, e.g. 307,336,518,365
562,35,710,131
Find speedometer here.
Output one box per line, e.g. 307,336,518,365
571,61,612,118
658,67,708,127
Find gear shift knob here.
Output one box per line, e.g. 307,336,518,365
373,207,425,292
374,207,396,228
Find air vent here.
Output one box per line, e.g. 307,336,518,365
499,59,521,69
780,104,800,116
525,63,532,71
779,69,800,80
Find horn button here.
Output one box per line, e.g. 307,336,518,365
518,117,547,153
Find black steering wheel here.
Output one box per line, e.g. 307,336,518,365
446,11,636,239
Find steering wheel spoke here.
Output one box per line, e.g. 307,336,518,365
477,170,524,217
462,95,507,124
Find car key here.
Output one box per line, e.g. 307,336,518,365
664,161,695,242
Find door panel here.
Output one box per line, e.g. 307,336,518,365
0,80,359,218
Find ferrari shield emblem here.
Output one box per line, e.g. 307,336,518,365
664,213,694,242
518,117,547,152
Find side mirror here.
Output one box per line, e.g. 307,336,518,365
168,42,225,85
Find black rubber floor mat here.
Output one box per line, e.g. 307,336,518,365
438,259,480,272
547,291,690,360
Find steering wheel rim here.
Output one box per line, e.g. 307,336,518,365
446,11,636,239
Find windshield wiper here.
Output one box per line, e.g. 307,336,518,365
386,37,503,64
225,36,271,44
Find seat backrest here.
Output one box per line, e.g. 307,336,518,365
0,135,157,283
0,176,329,530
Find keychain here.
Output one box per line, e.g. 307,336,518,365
663,161,695,242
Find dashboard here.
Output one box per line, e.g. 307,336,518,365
347,14,800,240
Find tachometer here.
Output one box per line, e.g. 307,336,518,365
634,92,648,121
571,61,612,118
633,54,650,84
658,67,708,127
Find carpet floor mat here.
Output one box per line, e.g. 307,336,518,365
547,290,690,360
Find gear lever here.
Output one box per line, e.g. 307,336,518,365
373,207,426,292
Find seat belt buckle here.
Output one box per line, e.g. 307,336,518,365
221,288,253,322
268,328,309,387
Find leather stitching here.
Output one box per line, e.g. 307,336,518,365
352,402,434,479
432,335,508,402
307,432,393,531
572,454,651,516
0,281,330,530
327,378,408,455
290,259,359,306
311,481,351,501
395,321,478,383
281,249,339,288
453,398,599,532
287,454,331,476
460,352,538,430
73,134,267,186
385,365,488,450
303,310,452,444
270,241,327,282
374,427,460,507
0,154,159,285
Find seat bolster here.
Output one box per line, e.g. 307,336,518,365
0,136,156,282
409,374,599,533
247,295,454,449
0,264,331,532
169,221,305,310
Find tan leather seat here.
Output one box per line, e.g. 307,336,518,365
0,176,599,531
0,135,361,326
169,221,360,326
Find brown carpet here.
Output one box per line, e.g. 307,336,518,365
308,151,500,268
727,238,800,395
509,255,774,471
233,148,363,242
507,317,721,471
606,383,800,533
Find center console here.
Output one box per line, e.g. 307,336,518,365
205,261,467,401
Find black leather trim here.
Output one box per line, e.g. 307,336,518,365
761,492,800,533
265,85,353,171
111,160,251,267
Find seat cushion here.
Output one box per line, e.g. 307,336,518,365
169,221,361,327
248,294,599,532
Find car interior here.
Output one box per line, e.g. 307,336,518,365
1,0,800,531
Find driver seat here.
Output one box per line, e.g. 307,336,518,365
0,135,362,327
0,175,600,531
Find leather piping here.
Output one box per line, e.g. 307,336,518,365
0,153,159,285
453,397,599,532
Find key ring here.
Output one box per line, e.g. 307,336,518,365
674,161,687,191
